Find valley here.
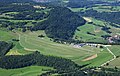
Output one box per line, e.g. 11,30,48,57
0,0,120,76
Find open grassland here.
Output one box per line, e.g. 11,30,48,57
73,48,113,67
74,18,108,42
6,42,32,55
0,29,31,55
0,28,18,41
92,6,120,12
109,45,120,56
0,66,53,76
107,58,120,68
74,17,120,43
0,28,113,67
16,30,113,67
105,46,120,68
18,31,100,59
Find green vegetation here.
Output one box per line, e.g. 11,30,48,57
0,29,17,41
0,0,120,76
109,45,120,56
74,18,108,43
74,48,113,67
18,31,100,62
0,66,52,76
92,6,120,12
105,46,120,68
0,41,13,57
33,7,86,40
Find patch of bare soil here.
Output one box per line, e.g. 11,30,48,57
82,54,97,61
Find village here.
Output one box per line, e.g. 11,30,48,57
107,34,120,43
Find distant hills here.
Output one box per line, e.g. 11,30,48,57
0,0,61,3
0,0,119,3
33,0,61,2
0,0,33,3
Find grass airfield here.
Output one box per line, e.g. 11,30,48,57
0,6,120,75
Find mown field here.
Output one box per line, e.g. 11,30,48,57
74,17,107,42
105,46,120,68
0,28,111,66
0,4,120,75
0,66,53,76
18,31,101,61
74,17,120,43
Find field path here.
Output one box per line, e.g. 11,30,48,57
101,47,116,66
16,32,39,52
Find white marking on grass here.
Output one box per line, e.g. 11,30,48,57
101,47,116,66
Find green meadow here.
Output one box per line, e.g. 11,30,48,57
0,66,53,76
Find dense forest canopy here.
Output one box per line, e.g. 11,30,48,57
0,41,13,57
33,7,86,40
0,0,33,3
79,9,120,25
0,0,120,75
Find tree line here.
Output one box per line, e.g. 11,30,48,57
33,7,86,40
79,9,120,25
0,41,13,57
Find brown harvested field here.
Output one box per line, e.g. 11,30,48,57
82,54,97,61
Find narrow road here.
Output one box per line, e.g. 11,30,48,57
101,47,116,66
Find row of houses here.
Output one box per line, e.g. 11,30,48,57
108,35,120,43
73,43,102,48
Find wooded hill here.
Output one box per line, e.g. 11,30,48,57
0,41,13,57
33,7,86,40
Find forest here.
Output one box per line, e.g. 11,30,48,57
67,0,106,8
0,41,13,57
33,7,86,40
0,41,120,76
79,9,120,25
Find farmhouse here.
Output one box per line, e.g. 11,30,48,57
108,35,120,43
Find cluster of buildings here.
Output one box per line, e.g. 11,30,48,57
73,43,102,48
108,35,120,43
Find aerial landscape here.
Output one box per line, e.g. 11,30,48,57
0,0,120,76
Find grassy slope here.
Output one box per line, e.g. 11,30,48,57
74,18,108,43
74,48,113,67
0,28,17,41
106,46,120,68
17,30,113,67
74,17,120,43
0,66,53,76
0,28,113,67
18,31,100,60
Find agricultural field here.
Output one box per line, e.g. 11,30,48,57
74,17,120,43
74,47,113,67
74,17,107,42
0,28,18,41
0,1,120,75
0,29,113,67
92,6,120,12
105,46,120,68
0,66,53,76
18,31,100,60
3,30,111,67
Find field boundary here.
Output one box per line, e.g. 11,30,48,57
101,47,116,66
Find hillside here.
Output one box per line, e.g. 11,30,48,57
0,1,120,76
33,7,86,40
0,0,33,3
